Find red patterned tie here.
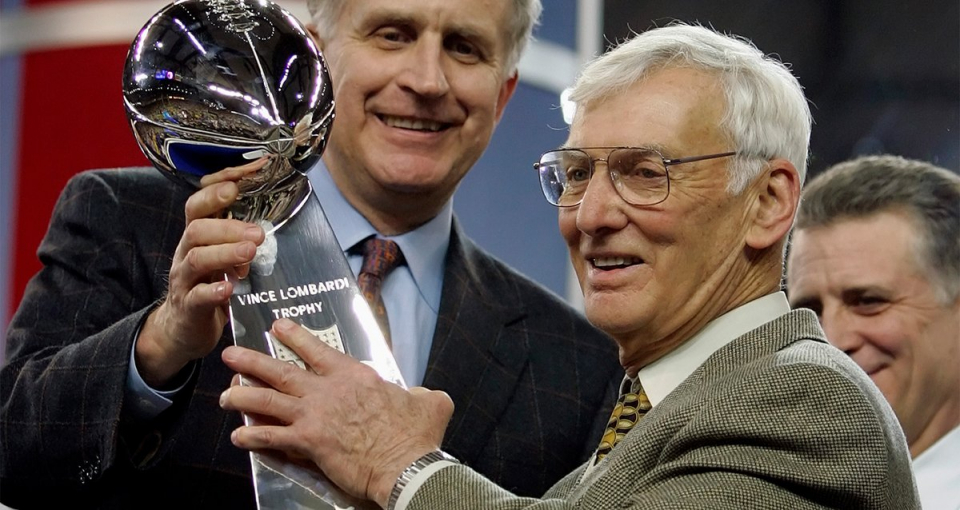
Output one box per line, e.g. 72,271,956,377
356,237,404,346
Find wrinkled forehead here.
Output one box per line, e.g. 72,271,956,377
790,215,928,285
566,73,727,152
343,0,512,45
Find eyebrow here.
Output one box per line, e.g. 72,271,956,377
360,8,499,52
557,144,672,153
840,286,891,301
446,17,493,39
789,296,821,309
358,9,418,32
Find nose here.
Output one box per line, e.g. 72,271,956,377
397,37,450,98
575,164,629,236
820,305,864,355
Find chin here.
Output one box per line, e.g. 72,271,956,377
868,368,897,398
382,169,456,193
381,180,436,194
583,309,639,339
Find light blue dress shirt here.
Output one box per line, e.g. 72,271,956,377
308,160,449,386
126,159,451,419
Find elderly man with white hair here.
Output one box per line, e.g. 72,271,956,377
220,24,920,509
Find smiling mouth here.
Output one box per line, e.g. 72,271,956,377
591,256,644,269
379,114,448,132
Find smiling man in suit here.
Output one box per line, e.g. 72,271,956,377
219,24,919,509
0,0,620,508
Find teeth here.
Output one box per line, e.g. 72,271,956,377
592,257,642,268
382,115,443,132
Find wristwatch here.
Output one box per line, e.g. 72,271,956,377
387,450,460,510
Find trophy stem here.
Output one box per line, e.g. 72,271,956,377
229,172,313,233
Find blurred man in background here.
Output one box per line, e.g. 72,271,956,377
788,154,960,510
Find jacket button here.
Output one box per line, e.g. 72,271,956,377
77,455,101,485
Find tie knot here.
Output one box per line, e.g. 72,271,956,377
359,237,404,278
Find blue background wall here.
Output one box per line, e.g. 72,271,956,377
457,0,582,299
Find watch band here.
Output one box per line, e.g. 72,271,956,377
387,450,459,510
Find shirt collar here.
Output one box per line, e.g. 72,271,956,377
307,159,451,312
638,292,791,406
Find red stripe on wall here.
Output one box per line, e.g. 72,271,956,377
11,43,149,313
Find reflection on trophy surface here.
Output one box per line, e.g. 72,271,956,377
122,1,399,508
123,0,333,228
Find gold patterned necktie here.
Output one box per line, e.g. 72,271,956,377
355,237,404,347
594,377,652,464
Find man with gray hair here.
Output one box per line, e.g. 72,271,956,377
787,155,960,510
1,0,621,508
219,24,919,509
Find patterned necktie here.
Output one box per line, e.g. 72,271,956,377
594,377,652,464
355,237,404,346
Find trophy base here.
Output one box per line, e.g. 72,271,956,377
250,452,376,510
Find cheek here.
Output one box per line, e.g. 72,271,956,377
558,213,585,272
897,314,958,379
558,211,579,245
629,208,680,246
327,87,364,139
861,319,910,357
456,74,507,119
869,369,903,410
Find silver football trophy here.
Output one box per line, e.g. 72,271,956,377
122,1,403,508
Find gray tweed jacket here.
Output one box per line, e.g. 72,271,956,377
1,167,621,509
406,310,920,509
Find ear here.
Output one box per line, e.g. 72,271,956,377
493,71,520,123
306,23,325,51
744,158,801,251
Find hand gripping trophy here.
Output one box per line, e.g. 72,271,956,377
122,1,402,508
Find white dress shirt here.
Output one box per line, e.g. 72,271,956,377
638,292,791,406
914,425,960,510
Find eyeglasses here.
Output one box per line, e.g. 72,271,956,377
534,147,737,207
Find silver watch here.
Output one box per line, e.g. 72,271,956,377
387,450,459,510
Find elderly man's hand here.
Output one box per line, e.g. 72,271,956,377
135,157,269,388
219,318,454,507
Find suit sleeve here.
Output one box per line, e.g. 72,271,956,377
406,360,917,510
0,170,182,502
404,463,579,510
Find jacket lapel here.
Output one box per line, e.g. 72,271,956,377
421,219,530,466
568,309,829,503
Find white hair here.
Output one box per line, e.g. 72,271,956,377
569,23,812,194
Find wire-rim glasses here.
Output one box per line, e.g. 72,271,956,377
534,147,737,207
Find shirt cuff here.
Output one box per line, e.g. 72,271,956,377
393,460,458,510
123,331,195,421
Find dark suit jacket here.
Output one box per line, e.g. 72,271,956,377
407,310,921,509
1,168,621,509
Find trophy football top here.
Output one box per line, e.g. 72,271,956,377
122,0,334,196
